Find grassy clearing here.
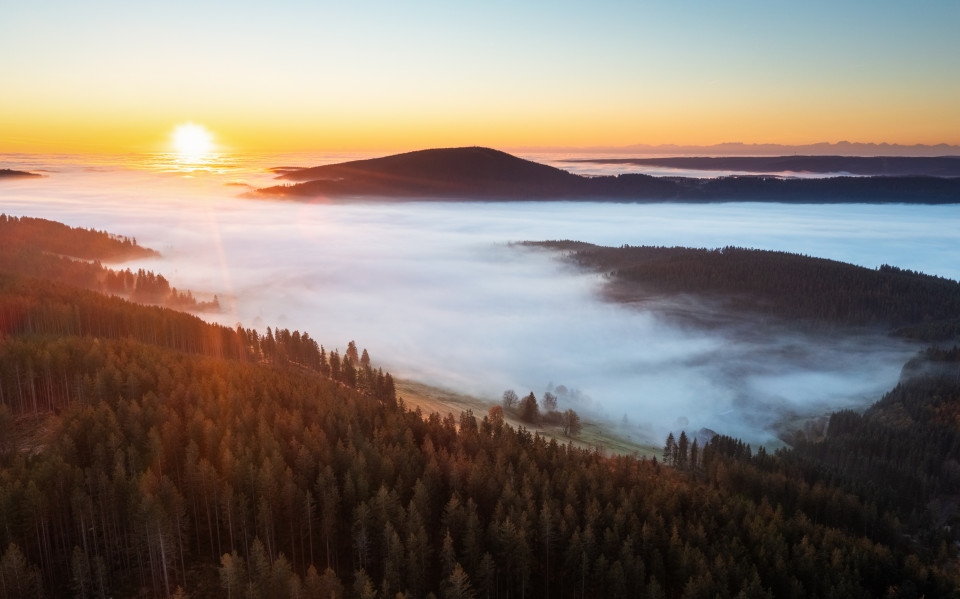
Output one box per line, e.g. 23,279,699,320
396,379,660,458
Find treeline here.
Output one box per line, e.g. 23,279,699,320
500,389,582,437
586,172,960,204
0,273,393,418
1,278,958,597
0,169,41,179
654,344,960,595
526,241,960,340
669,173,960,204
0,213,217,312
2,219,959,597
102,268,218,310
0,214,156,262
4,334,959,597
259,146,960,203
569,156,960,178
785,346,960,527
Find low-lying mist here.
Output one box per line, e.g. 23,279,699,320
2,155,958,446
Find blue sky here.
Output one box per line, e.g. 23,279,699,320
2,0,958,151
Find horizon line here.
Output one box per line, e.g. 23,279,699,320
3,140,960,158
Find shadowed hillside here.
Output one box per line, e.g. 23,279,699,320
0,168,41,179
564,155,960,177
256,147,960,203
266,146,586,198
1,217,960,597
525,241,960,340
0,214,156,261
0,214,218,311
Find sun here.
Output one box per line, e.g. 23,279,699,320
171,122,214,157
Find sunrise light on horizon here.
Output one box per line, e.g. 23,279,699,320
5,4,960,598
1,0,958,154
171,123,215,158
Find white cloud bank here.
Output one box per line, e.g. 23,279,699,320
2,156,957,445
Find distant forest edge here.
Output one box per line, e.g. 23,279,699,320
0,214,219,312
523,241,960,342
562,155,960,177
0,168,41,179
255,147,960,203
604,141,960,157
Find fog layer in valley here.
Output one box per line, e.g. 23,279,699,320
2,154,958,445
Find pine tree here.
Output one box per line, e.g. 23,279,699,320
519,393,539,424
442,563,477,599
353,569,377,599
71,546,92,599
0,543,44,599
313,567,344,599
346,341,359,365
677,431,689,469
360,349,370,368
663,433,676,466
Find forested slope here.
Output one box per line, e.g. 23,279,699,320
0,215,156,262
256,147,960,203
0,214,218,311
562,155,960,177
526,241,960,340
0,170,40,179
0,220,958,597
787,346,960,527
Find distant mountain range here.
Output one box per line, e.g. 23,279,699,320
563,155,960,177
256,147,960,203
526,141,960,157
0,168,40,178
268,146,583,197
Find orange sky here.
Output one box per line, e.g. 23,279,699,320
2,1,958,154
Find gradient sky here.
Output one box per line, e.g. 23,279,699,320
2,0,958,153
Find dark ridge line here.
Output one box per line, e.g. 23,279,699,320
254,147,960,204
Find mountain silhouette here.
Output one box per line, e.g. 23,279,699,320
256,147,960,203
564,155,960,177
0,169,41,179
268,146,586,198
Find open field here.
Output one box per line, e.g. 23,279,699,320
396,378,660,458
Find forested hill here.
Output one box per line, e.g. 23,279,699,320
2,274,960,597
786,346,960,523
255,147,960,203
2,218,960,597
0,214,156,261
0,169,41,179
563,155,960,177
525,241,960,340
263,147,586,199
0,214,217,311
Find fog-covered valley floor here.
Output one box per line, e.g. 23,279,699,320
3,153,959,446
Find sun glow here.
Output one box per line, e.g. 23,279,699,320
171,123,214,158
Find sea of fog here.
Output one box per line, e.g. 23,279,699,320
2,152,959,447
